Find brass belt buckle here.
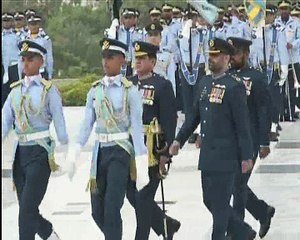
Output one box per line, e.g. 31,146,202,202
19,134,27,142
99,134,108,142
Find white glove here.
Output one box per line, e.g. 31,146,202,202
107,18,119,39
279,65,288,86
51,143,68,177
66,143,82,181
135,154,149,191
3,71,9,84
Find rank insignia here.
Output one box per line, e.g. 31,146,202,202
142,85,155,105
22,42,29,52
209,84,226,104
103,40,110,49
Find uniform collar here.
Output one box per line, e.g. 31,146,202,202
27,30,42,38
278,16,294,24
2,28,14,34
102,74,122,87
121,25,135,32
23,74,43,87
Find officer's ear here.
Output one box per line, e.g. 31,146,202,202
224,54,231,64
36,54,44,67
120,54,126,65
149,55,157,66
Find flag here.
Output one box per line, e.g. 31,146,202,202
187,0,218,25
244,0,266,27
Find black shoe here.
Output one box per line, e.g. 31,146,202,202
277,124,282,131
248,228,257,240
225,233,233,240
188,133,198,144
259,206,275,239
166,217,181,240
269,132,278,142
284,116,295,121
294,113,300,119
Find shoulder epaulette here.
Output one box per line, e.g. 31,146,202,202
41,79,52,90
10,80,22,89
121,77,133,88
92,79,102,87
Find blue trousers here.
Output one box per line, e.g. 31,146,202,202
13,144,53,240
91,145,130,240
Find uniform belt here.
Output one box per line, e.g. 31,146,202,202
143,124,162,134
9,60,18,66
97,132,129,143
185,63,205,68
18,130,50,142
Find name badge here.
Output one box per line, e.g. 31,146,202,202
209,84,226,104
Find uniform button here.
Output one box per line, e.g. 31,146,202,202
212,82,215,85
203,120,206,124
205,107,208,111
202,134,205,137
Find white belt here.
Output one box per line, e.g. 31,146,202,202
9,60,18,66
18,130,50,142
97,132,129,143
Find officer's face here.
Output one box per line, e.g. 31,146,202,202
218,12,225,21
123,15,135,28
173,12,181,19
28,21,40,33
191,15,198,26
231,50,248,69
2,19,13,29
198,16,207,26
150,14,161,23
280,7,290,19
21,54,43,76
147,33,161,46
265,13,276,24
14,18,25,28
135,55,156,75
102,54,125,76
162,10,172,20
208,53,230,73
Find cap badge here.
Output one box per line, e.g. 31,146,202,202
135,43,140,51
228,39,233,45
209,39,214,47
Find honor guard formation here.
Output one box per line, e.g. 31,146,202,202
2,0,300,240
